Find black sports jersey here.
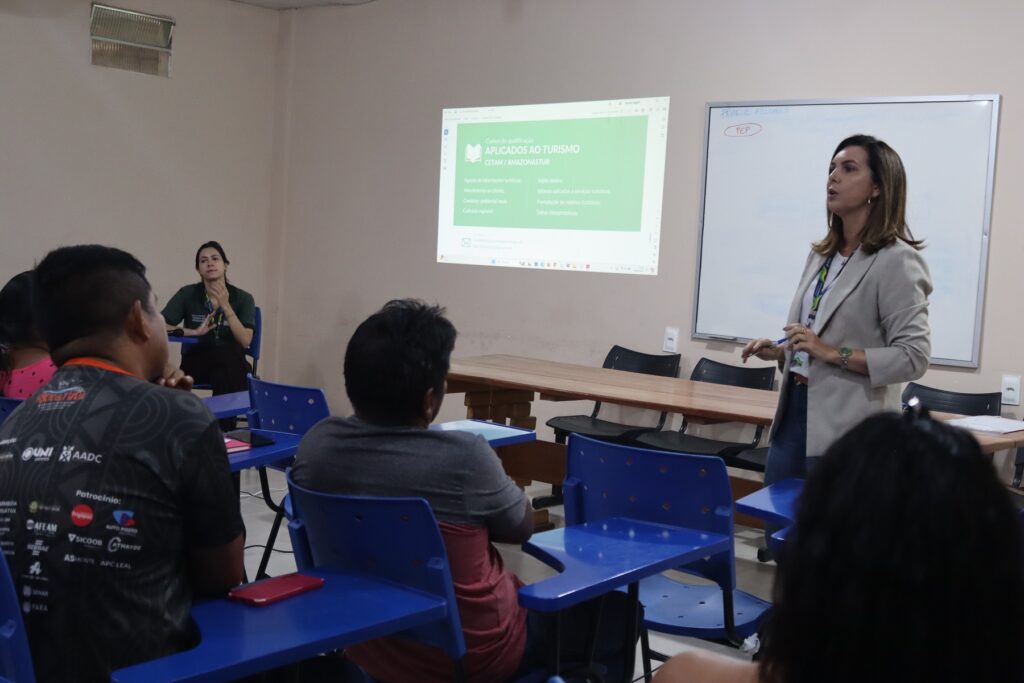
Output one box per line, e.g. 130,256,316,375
0,359,243,682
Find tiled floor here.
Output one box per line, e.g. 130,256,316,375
240,471,772,681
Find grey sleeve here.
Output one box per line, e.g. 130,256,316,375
461,437,528,523
865,247,933,388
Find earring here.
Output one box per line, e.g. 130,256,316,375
828,212,834,229
867,197,872,206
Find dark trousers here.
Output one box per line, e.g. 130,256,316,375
763,381,808,545
182,344,252,395
514,591,642,682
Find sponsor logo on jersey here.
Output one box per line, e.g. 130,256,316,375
59,446,102,465
70,504,94,527
112,510,136,527
25,519,57,535
107,537,142,553
20,446,53,463
29,501,60,514
37,386,86,405
67,533,102,547
26,539,49,556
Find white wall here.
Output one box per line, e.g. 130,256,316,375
0,0,282,333
275,0,1024,449
6,0,1024,464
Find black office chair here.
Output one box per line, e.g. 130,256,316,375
535,345,681,509
901,382,1022,489
634,358,775,463
902,382,1002,417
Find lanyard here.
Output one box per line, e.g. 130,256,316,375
205,293,225,340
64,357,139,378
806,253,850,325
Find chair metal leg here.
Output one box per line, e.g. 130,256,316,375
259,467,283,514
255,505,285,580
1014,448,1024,488
620,582,640,683
640,624,653,682
722,589,744,648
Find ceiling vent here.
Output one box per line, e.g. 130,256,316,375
90,3,174,77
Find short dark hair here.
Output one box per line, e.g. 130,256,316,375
0,271,41,376
194,241,230,270
344,299,456,424
759,411,1024,683
33,245,153,354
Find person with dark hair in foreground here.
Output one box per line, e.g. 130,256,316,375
293,299,640,682
653,409,1024,683
0,271,56,398
0,245,245,682
162,240,256,396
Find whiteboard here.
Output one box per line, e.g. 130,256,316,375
693,96,999,367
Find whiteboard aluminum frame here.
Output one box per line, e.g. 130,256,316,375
691,94,1001,369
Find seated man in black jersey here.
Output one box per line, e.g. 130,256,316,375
0,245,244,682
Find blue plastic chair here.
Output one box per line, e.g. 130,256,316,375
248,306,263,377
247,375,331,579
247,375,329,435
563,434,771,674
0,556,36,682
286,474,468,681
0,398,22,427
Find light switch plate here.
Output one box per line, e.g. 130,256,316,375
1002,373,1021,406
663,327,679,353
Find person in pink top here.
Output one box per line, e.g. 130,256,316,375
0,271,56,399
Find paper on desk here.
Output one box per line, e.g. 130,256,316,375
946,415,1024,434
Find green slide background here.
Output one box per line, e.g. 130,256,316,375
453,116,648,231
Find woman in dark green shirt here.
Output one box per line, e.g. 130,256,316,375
162,241,256,396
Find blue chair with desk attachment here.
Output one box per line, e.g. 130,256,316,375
247,375,331,579
287,474,468,681
0,551,35,683
562,434,771,677
536,346,681,509
286,474,563,683
0,398,22,428
634,358,775,460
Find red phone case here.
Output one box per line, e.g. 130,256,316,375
228,572,325,606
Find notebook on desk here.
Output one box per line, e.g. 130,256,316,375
431,419,535,447
947,415,1024,434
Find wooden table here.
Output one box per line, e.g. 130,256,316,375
447,355,1024,527
447,355,778,527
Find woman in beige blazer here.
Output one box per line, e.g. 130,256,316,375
742,135,931,557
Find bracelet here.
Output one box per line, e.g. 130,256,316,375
838,346,852,371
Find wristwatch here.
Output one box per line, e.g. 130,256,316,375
838,346,853,371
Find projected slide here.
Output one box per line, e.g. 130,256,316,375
437,97,669,275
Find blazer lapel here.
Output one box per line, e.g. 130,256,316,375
812,249,879,334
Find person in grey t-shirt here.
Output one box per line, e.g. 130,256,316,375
293,299,639,683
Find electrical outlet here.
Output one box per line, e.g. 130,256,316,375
1002,374,1021,406
663,326,679,353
